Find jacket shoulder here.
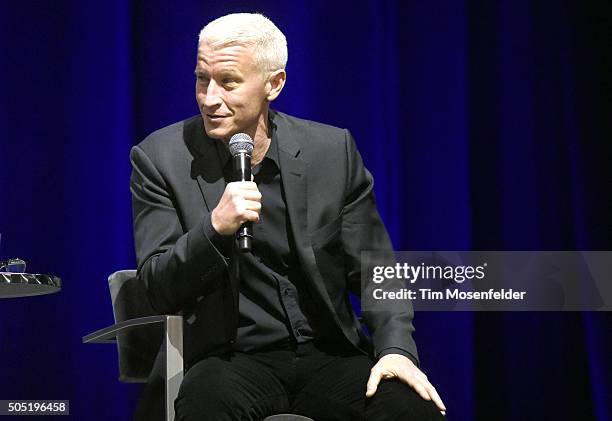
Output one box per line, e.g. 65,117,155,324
273,111,347,142
271,111,352,167
135,115,201,154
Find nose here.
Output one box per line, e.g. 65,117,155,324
203,79,223,109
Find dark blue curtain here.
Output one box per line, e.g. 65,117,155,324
1,1,610,419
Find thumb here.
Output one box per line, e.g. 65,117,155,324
365,369,382,398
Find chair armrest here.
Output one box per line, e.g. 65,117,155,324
83,314,183,421
82,315,172,344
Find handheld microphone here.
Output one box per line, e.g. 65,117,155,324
228,133,254,252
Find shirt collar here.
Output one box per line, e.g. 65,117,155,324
214,116,280,172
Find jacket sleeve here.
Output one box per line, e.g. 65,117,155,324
340,130,419,365
130,144,228,314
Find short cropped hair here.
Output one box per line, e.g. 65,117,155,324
198,13,288,73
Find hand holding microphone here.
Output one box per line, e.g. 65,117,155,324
210,133,259,251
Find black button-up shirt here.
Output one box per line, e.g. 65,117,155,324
210,128,316,352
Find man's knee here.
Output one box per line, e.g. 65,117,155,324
174,355,288,421
174,358,244,421
366,380,445,421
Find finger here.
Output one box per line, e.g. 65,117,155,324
396,367,446,415
411,380,432,402
242,200,262,212
414,371,429,385
240,209,260,223
397,368,433,402
423,383,446,413
365,370,382,398
241,190,262,201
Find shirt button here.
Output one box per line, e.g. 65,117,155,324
283,288,290,296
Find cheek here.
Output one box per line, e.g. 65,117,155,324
221,93,245,114
231,88,264,111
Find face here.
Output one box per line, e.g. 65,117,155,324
195,41,270,140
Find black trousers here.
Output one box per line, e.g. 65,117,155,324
174,342,444,421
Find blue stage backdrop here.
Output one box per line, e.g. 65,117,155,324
1,1,610,420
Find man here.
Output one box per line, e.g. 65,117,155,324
131,13,445,420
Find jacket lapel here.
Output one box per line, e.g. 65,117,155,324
278,148,309,249
273,112,309,251
184,117,226,213
274,113,341,321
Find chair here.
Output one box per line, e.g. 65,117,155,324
83,270,313,421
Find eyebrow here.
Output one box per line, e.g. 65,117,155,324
194,69,243,79
219,69,242,77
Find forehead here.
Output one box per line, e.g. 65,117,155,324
196,41,258,72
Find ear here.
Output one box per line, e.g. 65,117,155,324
265,69,286,102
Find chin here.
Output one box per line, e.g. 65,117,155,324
203,121,230,140
204,129,226,140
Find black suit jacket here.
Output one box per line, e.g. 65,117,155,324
130,110,418,368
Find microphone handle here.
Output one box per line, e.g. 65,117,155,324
233,152,252,252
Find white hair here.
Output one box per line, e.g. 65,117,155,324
198,13,288,73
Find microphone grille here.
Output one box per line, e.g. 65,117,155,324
228,133,254,156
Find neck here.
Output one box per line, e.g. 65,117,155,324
250,109,271,166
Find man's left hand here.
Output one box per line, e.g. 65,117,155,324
366,353,446,416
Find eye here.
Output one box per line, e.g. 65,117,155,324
222,78,237,86
195,73,209,84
